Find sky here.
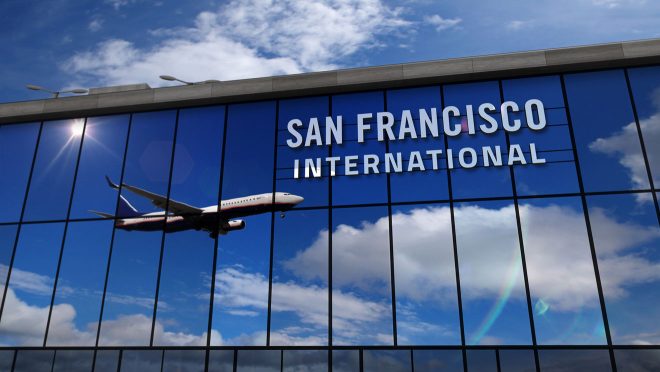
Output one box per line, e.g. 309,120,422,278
1,0,660,103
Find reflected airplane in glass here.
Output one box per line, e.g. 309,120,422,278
90,176,304,237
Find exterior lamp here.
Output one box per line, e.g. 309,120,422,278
26,84,88,98
159,75,221,85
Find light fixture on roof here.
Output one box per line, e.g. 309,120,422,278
159,75,221,85
26,84,88,98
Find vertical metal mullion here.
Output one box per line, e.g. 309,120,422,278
150,109,181,346
50,349,56,372
359,348,363,372
116,349,123,372
95,114,133,347
623,68,660,220
160,349,165,372
383,91,398,346
280,349,284,372
440,86,467,372
497,80,541,372
328,95,334,367
0,121,43,326
44,117,89,347
10,349,17,372
560,74,617,372
267,100,280,346
410,349,415,372
233,349,238,372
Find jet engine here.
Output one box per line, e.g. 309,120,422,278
222,220,246,232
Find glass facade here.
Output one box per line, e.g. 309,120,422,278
0,65,658,371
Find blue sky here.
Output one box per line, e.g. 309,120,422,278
2,0,660,103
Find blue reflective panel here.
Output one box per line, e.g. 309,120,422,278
332,206,393,345
519,197,606,345
391,204,461,345
118,110,177,217
332,350,359,372
331,92,388,206
615,349,660,371
466,350,497,372
283,350,327,372
236,350,280,372
564,70,648,192
271,209,328,346
443,81,512,199
69,115,130,219
413,350,463,372
95,350,120,372
13,350,54,372
47,220,113,346
455,200,532,345
587,193,660,345
278,96,330,207
52,350,93,372
498,350,536,372
0,122,39,223
387,87,449,202
98,228,161,346
0,225,18,307
23,120,84,221
209,350,234,372
0,350,13,372
628,66,660,187
363,350,410,372
538,350,611,371
121,350,163,372
162,350,205,372
0,222,64,346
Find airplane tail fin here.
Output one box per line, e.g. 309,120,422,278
117,195,141,218
89,210,115,219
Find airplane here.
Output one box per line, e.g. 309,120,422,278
90,176,304,237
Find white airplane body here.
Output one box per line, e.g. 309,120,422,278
91,177,304,237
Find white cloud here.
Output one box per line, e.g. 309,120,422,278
88,18,103,32
424,14,462,31
592,0,646,8
65,0,411,87
507,20,532,31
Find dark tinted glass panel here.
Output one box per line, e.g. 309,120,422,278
278,96,330,208
0,122,39,223
120,350,162,372
0,350,13,372
519,197,606,345
332,206,393,345
587,193,660,344
0,222,64,346
564,70,647,192
162,350,205,372
236,350,280,372
363,350,410,372
455,200,531,345
391,204,460,345
52,350,93,372
466,350,496,372
23,119,83,221
0,225,17,308
69,115,130,219
332,350,359,372
625,66,660,186
95,350,120,372
386,87,449,202
538,350,611,371
412,350,463,372
271,209,328,346
615,349,660,372
498,350,536,372
283,350,327,372
47,220,113,346
331,92,388,206
443,81,512,199
13,350,54,372
208,350,234,372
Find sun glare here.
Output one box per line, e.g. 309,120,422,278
70,120,85,137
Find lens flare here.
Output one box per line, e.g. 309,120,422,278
70,120,85,137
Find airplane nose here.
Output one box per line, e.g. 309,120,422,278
295,195,304,204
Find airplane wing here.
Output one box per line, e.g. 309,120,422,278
106,176,203,216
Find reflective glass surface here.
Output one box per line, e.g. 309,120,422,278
0,122,39,223
628,66,660,186
412,350,463,372
538,349,611,371
615,349,660,372
332,350,359,372
283,350,327,372
236,350,280,372
0,225,18,308
162,349,205,372
13,349,54,372
120,350,163,372
0,350,13,372
94,350,120,372
52,350,93,372
363,350,410,372
466,350,497,372
498,350,536,372
208,350,235,372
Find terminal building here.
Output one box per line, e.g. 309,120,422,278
0,39,659,371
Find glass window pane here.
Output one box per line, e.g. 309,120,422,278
615,349,660,372
94,350,120,372
120,350,162,372
386,87,449,202
13,350,54,372
237,350,280,372
538,350,611,371
283,350,327,372
271,209,328,346
363,350,410,372
69,115,130,219
0,225,18,307
0,222,64,346
412,350,463,372
332,206,393,345
0,350,14,372
332,350,358,372
519,197,606,345
498,350,536,372
47,220,113,346
587,193,660,344
628,66,660,187
391,204,460,345
52,350,93,372
162,350,205,372
455,200,532,345
208,350,234,372
466,350,497,372
564,70,647,192
0,122,39,223
23,119,84,221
